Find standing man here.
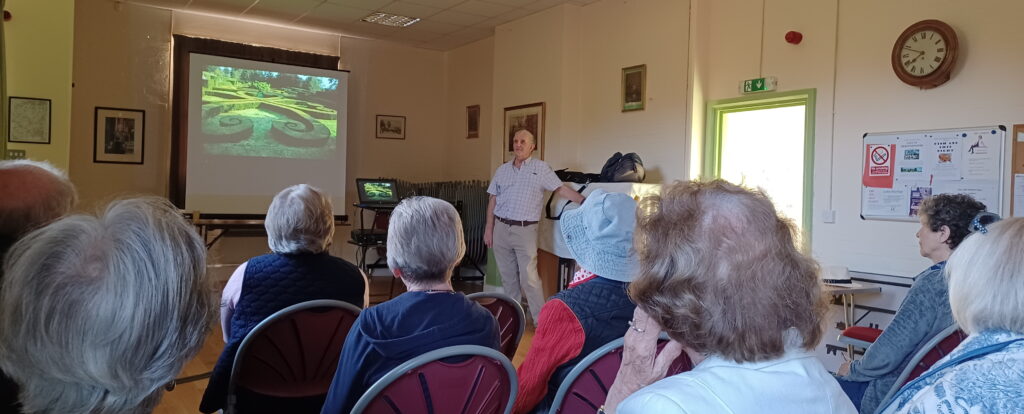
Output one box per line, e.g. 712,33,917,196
485,129,584,325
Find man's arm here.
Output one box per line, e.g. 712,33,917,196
484,195,496,247
555,185,585,205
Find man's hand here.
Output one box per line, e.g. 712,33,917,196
484,227,493,248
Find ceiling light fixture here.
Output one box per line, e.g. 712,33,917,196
361,12,420,27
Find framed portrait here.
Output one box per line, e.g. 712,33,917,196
622,64,646,112
8,96,51,144
375,115,406,139
503,102,545,162
94,107,145,164
466,105,480,139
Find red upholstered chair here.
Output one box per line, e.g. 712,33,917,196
225,299,361,414
467,292,526,360
838,326,884,356
875,324,967,409
548,334,693,414
350,345,517,414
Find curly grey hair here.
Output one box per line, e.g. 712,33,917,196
0,159,77,238
265,184,336,254
386,196,465,284
0,197,213,413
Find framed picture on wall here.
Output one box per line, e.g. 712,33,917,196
375,114,406,139
8,96,52,144
94,107,145,164
466,105,480,139
503,102,545,162
622,64,646,112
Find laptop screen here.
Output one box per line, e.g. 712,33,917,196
356,178,400,205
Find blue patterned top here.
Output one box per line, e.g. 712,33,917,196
880,330,1024,414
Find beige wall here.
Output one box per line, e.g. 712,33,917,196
445,37,494,180
577,0,690,182
691,0,1024,276
6,0,73,169
68,2,452,219
70,2,171,209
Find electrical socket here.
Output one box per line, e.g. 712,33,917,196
5,149,26,160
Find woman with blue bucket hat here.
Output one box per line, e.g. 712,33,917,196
512,189,639,413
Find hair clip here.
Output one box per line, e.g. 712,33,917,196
970,212,1001,234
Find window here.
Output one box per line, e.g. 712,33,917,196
704,89,815,242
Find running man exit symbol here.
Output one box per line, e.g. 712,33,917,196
741,76,777,93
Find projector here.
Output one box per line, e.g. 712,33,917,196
351,229,387,245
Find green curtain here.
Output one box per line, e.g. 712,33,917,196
0,0,7,158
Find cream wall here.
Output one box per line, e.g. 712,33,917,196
576,0,690,182
6,0,73,169
445,37,494,180
492,5,581,171
692,0,1024,276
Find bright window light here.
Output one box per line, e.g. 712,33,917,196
720,105,807,230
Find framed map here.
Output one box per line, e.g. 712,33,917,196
8,97,51,144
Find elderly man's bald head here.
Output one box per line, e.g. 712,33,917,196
0,160,77,239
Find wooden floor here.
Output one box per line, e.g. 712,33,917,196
153,276,535,414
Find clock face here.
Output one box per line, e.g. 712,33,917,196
899,29,948,77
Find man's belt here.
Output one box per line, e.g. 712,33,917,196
496,216,538,227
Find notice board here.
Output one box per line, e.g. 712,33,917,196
861,125,1005,221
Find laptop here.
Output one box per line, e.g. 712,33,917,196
355,178,401,209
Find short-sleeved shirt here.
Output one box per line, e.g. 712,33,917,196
487,157,563,222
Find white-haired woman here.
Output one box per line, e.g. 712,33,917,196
321,196,500,414
201,184,367,413
879,217,1024,413
0,197,212,414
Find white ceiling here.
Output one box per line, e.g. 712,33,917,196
124,0,599,51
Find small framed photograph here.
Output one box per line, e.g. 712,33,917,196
375,115,406,139
466,105,480,139
622,64,646,112
94,107,145,164
8,97,51,144
503,102,545,162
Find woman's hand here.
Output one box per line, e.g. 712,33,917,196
836,360,851,377
603,308,684,414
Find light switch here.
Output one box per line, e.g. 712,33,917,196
5,149,26,160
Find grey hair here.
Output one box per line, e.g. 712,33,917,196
386,196,465,284
265,184,335,254
0,197,213,414
0,159,78,238
946,217,1024,334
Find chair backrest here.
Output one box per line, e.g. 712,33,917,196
467,292,526,360
875,324,967,413
351,345,517,414
549,334,692,414
226,299,361,413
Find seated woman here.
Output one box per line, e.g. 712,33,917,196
879,217,1024,413
603,179,856,413
513,189,639,413
320,196,500,414
835,194,985,413
201,184,367,413
0,197,211,414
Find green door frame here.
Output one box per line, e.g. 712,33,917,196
703,89,816,244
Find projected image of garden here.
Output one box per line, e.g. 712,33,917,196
199,66,339,159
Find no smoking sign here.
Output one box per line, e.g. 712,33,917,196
869,145,891,176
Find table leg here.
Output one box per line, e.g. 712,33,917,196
843,293,856,360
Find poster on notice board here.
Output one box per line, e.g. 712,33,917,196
861,126,1005,221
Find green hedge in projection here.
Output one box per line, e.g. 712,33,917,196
200,66,340,160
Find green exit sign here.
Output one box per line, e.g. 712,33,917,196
741,76,777,93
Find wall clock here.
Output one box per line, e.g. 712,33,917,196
891,19,959,89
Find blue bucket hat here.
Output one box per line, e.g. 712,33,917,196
559,189,638,282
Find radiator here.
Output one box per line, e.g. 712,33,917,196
395,179,490,266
